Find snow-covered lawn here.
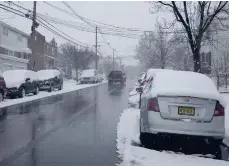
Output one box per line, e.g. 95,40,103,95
0,79,107,109
117,108,229,166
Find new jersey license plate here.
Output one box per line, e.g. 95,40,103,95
178,106,195,116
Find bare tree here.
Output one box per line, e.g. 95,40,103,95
154,1,228,72
136,22,173,69
61,43,95,81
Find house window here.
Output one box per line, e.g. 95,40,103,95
3,27,8,36
15,52,22,58
17,35,22,42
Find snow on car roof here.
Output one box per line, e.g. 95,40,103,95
37,70,60,80
146,68,172,80
81,69,96,77
3,70,37,88
152,70,220,100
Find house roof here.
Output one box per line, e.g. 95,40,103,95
0,21,30,37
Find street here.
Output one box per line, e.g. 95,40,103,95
0,81,130,166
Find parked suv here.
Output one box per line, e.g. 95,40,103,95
3,70,39,98
0,71,7,102
37,70,63,92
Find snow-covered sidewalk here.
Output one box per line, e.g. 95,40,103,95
0,80,107,109
117,108,229,166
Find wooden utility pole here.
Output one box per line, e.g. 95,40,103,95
31,1,37,71
95,26,98,70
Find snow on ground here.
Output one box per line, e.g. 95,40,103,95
0,79,107,109
128,94,139,108
117,108,229,166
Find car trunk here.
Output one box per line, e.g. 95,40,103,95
157,96,216,122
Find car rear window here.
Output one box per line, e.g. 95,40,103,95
109,71,123,77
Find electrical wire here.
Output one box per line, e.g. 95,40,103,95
44,1,150,33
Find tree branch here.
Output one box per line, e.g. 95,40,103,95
183,1,190,25
158,1,173,8
203,1,228,32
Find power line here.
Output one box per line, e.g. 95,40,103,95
62,1,94,27
8,1,141,39
43,1,150,33
3,3,93,49
37,15,91,47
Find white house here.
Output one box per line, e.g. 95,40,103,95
0,21,31,72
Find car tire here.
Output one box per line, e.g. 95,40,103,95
0,91,3,102
19,88,26,98
48,84,54,92
34,86,39,95
59,83,63,90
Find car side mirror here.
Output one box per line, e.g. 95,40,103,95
136,87,143,93
25,78,30,82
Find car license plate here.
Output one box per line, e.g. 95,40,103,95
178,106,195,116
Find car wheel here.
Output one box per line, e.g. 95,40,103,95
0,92,3,102
19,88,26,98
34,86,39,95
48,84,54,92
59,83,63,90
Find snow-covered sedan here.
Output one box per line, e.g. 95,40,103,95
139,70,225,147
3,70,39,98
37,70,63,92
80,69,99,84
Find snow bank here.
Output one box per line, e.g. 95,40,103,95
0,80,107,109
152,71,221,101
117,108,229,166
80,69,95,78
128,94,139,108
37,70,60,80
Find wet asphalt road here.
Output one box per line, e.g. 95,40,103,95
0,79,228,166
0,81,130,166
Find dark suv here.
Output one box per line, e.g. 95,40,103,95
0,71,7,101
108,70,126,85
37,70,63,92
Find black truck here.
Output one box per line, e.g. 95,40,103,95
108,70,126,85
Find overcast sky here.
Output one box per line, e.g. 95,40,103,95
1,1,160,66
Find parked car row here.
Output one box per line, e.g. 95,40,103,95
0,69,63,101
136,69,225,149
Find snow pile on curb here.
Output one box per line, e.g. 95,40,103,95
128,94,139,108
0,80,107,109
116,108,229,166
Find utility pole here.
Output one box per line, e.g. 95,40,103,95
112,48,115,69
95,26,98,70
31,1,37,71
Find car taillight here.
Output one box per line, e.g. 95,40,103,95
214,102,224,116
147,98,160,112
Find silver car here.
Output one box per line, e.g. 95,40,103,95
138,70,225,146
